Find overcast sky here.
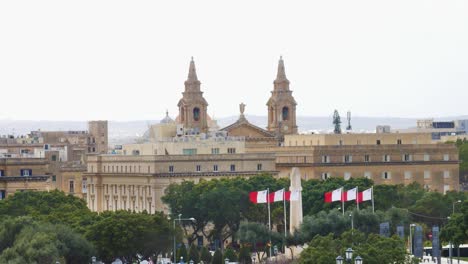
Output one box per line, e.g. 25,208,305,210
0,1,467,121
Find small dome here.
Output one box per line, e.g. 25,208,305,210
160,110,175,124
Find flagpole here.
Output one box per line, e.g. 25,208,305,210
371,186,375,213
283,188,287,253
356,186,359,211
341,186,344,216
267,188,272,258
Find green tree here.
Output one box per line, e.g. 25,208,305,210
86,210,172,262
0,190,95,233
333,109,342,134
200,246,212,263
211,249,223,264
299,234,341,264
188,244,200,263
224,247,238,262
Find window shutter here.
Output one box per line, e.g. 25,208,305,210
29,169,32,176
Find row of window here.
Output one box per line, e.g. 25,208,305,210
102,164,264,173
169,163,263,173
321,154,450,163
0,169,32,177
320,170,452,180
182,148,237,155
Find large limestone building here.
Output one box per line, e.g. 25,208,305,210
84,57,460,214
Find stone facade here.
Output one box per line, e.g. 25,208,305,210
274,144,459,193
84,153,277,213
0,158,51,199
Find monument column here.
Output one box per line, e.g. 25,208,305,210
289,167,303,234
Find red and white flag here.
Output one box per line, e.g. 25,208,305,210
343,187,357,201
324,188,342,203
357,188,372,203
249,190,268,204
268,189,285,202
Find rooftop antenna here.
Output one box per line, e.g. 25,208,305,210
346,111,352,131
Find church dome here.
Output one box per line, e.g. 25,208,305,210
160,111,175,124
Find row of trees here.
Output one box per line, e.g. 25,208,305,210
162,175,467,261
0,190,174,263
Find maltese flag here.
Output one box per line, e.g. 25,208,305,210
249,190,268,204
358,188,373,203
324,188,342,203
269,189,285,202
344,187,358,201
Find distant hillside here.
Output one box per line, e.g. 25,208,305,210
1,115,467,145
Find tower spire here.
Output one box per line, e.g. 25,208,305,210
187,56,199,82
274,56,290,90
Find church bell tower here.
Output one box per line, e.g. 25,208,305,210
266,56,298,135
177,57,209,134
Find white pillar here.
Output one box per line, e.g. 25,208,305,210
289,167,303,234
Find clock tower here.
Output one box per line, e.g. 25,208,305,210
266,56,298,135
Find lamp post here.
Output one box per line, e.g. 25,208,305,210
409,224,416,255
354,256,363,264
91,256,96,264
172,214,196,264
345,248,353,264
336,256,344,264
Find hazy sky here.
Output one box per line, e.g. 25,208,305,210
0,1,467,121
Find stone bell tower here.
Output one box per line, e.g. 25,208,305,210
177,57,209,134
266,56,298,135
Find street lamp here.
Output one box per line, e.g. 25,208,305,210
91,256,97,264
354,256,363,264
409,224,416,255
225,258,230,264
336,256,344,264
172,214,196,264
452,200,462,214
345,248,353,263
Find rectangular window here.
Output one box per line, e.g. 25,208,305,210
69,180,75,193
169,166,174,172
211,148,220,154
257,164,262,171
376,140,381,145
21,169,32,176
382,171,391,179
196,165,201,172
183,148,197,155
230,164,236,172
383,155,391,162
364,172,372,179
397,139,402,145
403,154,412,162
51,155,57,161
364,155,370,162
344,172,351,180
213,165,218,172
52,175,56,181
0,170,3,177
0,190,5,200
321,155,330,163
424,154,430,161
443,171,450,179
344,155,352,163
404,171,412,180
424,171,431,179
227,148,236,154
443,154,449,161
321,172,329,180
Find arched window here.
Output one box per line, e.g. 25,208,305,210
193,107,200,121
282,106,289,121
